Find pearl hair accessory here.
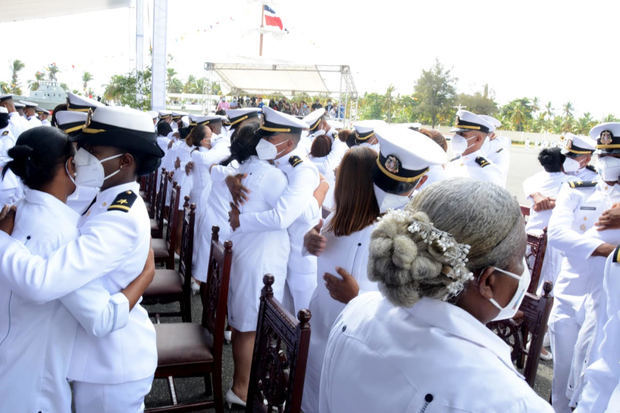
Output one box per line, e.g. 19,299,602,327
402,210,474,298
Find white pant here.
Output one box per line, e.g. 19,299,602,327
73,375,154,413
550,317,581,413
285,271,317,316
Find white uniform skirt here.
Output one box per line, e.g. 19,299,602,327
227,229,290,332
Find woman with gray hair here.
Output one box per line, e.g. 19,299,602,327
318,178,553,413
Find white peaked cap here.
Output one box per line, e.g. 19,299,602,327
451,110,493,134
376,125,448,172
479,115,501,132
303,108,326,131
226,108,262,126
260,106,308,133
67,93,104,111
561,132,595,155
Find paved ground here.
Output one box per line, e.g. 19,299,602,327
145,144,553,411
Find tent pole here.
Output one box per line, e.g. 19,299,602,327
259,3,265,56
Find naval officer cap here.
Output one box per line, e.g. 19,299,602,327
67,92,105,112
373,125,448,194
353,120,385,143
591,122,620,154
258,106,307,137
479,115,501,132
158,110,172,118
14,101,25,109
190,114,225,127
20,100,38,109
76,106,164,174
226,108,261,128
171,111,187,120
451,110,493,134
0,94,13,103
303,108,326,132
54,110,88,136
36,108,50,115
561,132,595,156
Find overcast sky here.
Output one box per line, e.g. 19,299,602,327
1,0,618,118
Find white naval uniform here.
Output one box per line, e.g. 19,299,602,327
0,182,156,412
483,135,511,186
8,111,30,137
26,115,42,127
237,149,321,315
522,170,574,291
575,251,620,413
309,136,347,212
568,225,620,408
41,118,51,126
0,189,130,412
227,156,289,331
446,150,504,187
319,293,554,413
189,140,231,271
193,162,236,282
173,141,194,210
0,125,23,206
576,166,598,182
302,216,377,413
155,133,172,188
547,179,616,413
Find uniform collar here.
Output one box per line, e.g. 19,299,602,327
24,188,80,224
274,146,304,170
97,181,139,203
405,297,521,377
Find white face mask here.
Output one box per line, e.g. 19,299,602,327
598,156,620,182
563,157,581,174
256,138,288,161
65,159,76,186
488,258,531,321
73,148,123,189
451,134,476,156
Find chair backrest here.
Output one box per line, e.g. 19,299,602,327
155,169,168,227
525,228,548,294
178,201,196,292
246,275,312,413
164,182,181,251
521,281,554,386
520,205,530,225
487,281,554,387
201,226,233,363
147,170,158,210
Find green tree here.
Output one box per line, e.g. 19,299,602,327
562,101,574,119
46,63,60,81
575,113,595,135
82,72,93,94
603,114,618,122
412,60,456,127
28,71,45,91
358,92,385,120
383,85,396,122
10,59,25,95
456,90,498,115
499,98,534,131
103,68,152,110
0,82,10,94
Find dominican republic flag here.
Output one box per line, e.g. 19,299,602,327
264,4,283,30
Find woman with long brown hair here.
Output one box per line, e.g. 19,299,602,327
302,146,381,413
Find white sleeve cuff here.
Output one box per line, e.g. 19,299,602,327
110,293,130,331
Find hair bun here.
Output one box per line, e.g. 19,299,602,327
8,144,34,160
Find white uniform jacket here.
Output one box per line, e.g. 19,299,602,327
446,149,504,187
0,189,129,412
483,135,511,186
26,115,42,127
303,218,377,413
0,182,156,384
319,293,554,413
9,111,30,138
0,125,23,206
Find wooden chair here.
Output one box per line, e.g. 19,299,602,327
151,169,169,239
246,275,312,413
143,202,196,322
487,281,554,387
146,227,233,413
520,205,530,224
146,170,158,218
525,228,548,294
153,181,181,269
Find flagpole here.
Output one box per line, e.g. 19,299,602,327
259,3,264,56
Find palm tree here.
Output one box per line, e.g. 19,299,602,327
47,63,60,81
576,113,594,134
28,71,45,91
562,101,574,119
603,114,618,122
544,102,554,119
10,59,25,94
82,72,93,94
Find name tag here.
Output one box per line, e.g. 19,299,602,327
580,206,596,211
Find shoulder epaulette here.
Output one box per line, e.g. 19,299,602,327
613,245,620,263
475,156,490,168
496,148,503,154
568,180,597,189
289,155,303,168
586,165,597,173
449,154,461,163
332,131,339,141
108,190,137,213
1,130,9,136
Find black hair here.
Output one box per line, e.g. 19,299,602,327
157,120,173,136
186,124,208,148
215,109,227,116
538,147,565,173
130,150,161,176
0,111,8,129
221,121,261,165
3,126,74,190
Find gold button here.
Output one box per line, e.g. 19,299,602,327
102,202,107,207
580,224,586,231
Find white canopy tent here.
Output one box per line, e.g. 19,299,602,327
205,60,358,121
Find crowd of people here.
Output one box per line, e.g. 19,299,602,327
216,95,345,118
0,90,617,413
